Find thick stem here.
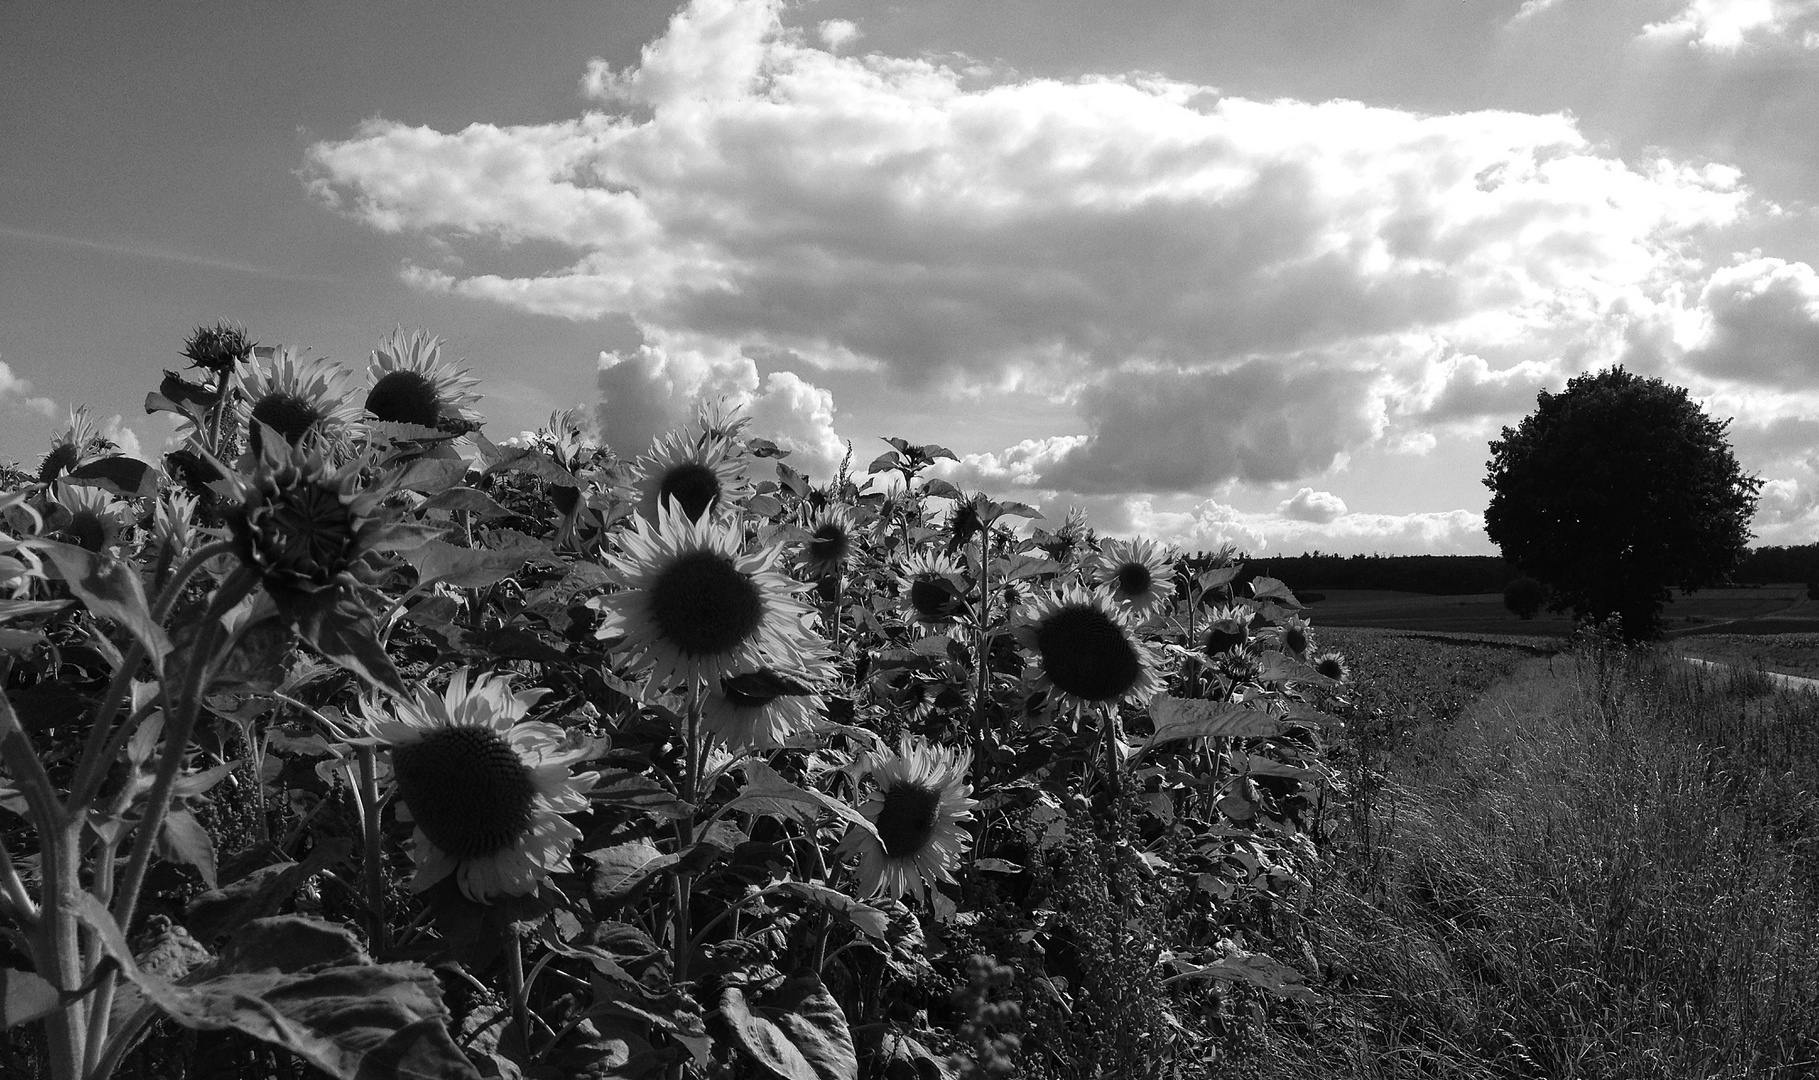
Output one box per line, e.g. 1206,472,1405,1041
356,745,389,955
504,931,531,1060
667,683,702,1080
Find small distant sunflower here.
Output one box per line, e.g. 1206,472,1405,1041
1089,537,1177,621
592,501,815,692
1015,584,1161,711
701,667,825,751
1276,616,1313,659
364,329,483,434
1312,651,1349,682
365,668,600,902
222,439,418,609
798,507,854,580
46,483,133,553
898,550,968,631
839,738,975,903
1202,603,1252,657
236,347,362,457
37,407,107,483
633,432,748,522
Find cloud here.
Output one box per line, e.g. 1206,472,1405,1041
0,360,57,420
1087,496,1491,557
1278,487,1348,523
1641,0,1819,51
306,0,1782,503
1683,256,1819,386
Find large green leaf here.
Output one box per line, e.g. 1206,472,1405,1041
291,595,407,698
405,539,527,589
184,837,353,942
722,761,879,841
1139,697,1282,754
720,973,857,1080
65,455,161,499
81,901,479,1080
0,968,61,1030
31,540,170,665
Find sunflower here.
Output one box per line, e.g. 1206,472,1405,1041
1312,651,1349,682
1202,603,1252,657
37,406,108,483
235,347,362,457
898,550,968,631
1276,616,1313,659
181,321,256,376
1089,537,1177,621
222,438,418,607
701,667,825,751
147,490,201,562
632,431,748,522
364,328,483,434
838,737,975,903
45,483,133,553
592,501,815,693
1014,584,1161,712
798,506,854,580
364,668,600,902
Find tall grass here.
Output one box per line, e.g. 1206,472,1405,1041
1265,645,1819,1078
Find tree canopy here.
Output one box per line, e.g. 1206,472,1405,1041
1483,366,1762,640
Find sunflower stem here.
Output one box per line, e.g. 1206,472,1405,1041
972,524,991,766
669,681,701,1080
504,930,532,1060
356,744,390,955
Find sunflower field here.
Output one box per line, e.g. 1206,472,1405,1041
0,325,1354,1080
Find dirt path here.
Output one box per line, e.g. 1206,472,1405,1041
1681,655,1819,694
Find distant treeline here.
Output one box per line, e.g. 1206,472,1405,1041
1186,543,1819,597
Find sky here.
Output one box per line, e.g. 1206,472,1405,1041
4,0,1819,556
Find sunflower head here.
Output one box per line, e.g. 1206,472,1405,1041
1202,603,1252,658
224,440,402,599
365,328,484,434
182,321,255,376
1014,584,1160,711
593,501,816,692
149,490,201,560
36,406,107,483
1279,617,1312,658
236,347,362,457
46,483,132,553
840,737,976,903
1313,651,1349,682
702,667,825,750
1089,536,1177,620
366,668,600,902
633,431,749,523
800,507,854,579
899,550,968,629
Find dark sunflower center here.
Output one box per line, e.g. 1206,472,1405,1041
1284,626,1309,655
250,393,327,453
36,443,82,483
908,576,952,621
1034,604,1141,702
366,370,442,427
65,510,108,552
391,726,537,859
658,462,722,520
649,549,764,657
1315,656,1344,680
1204,626,1246,657
1115,561,1152,597
876,781,943,858
807,523,850,566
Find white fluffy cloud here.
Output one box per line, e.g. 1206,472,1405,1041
1641,0,1819,51
1278,487,1348,524
1684,256,1819,386
1086,496,1490,557
305,0,1818,532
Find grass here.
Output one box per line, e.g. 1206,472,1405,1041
1307,585,1807,639
1674,633,1819,681
1251,634,1819,1079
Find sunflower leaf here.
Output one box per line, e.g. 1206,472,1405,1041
0,968,62,1030
157,810,220,889
725,761,879,841
1248,575,1302,608
404,539,527,590
417,486,514,520
29,540,171,668
720,973,857,1080
65,455,161,499
588,839,679,903
773,882,890,941
290,596,407,698
1140,697,1283,754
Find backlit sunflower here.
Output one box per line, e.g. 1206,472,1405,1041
364,329,483,434
701,667,825,751
1015,584,1161,712
147,490,201,562
1275,616,1313,659
46,483,133,553
898,550,968,631
1202,603,1253,657
592,501,815,693
364,668,600,902
1312,651,1349,682
838,737,975,903
798,506,854,580
1088,537,1177,621
633,431,748,522
37,407,107,483
236,347,362,457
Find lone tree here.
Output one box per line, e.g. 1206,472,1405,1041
1484,366,1761,641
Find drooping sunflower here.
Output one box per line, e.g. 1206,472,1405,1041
364,328,484,434
222,438,419,611
1014,584,1161,712
898,550,968,631
1088,537,1177,621
592,501,815,693
701,667,825,751
798,506,854,581
37,407,108,483
364,668,600,902
838,737,976,903
632,431,748,523
45,483,134,553
1201,603,1254,656
235,347,362,457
